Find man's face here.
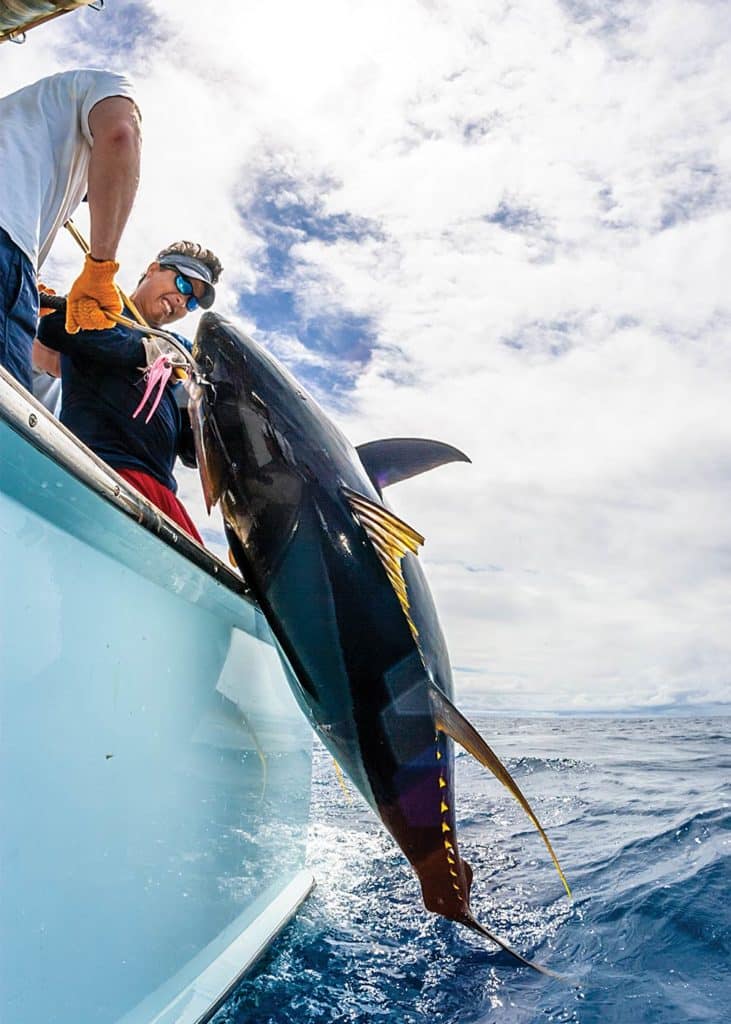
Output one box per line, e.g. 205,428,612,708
132,262,207,327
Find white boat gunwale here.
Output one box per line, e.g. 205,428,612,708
0,362,248,598
1,363,315,1023
128,869,315,1024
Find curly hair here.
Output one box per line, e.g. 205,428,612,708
157,240,223,283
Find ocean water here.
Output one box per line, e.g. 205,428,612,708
214,716,730,1024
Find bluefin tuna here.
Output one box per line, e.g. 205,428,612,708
189,313,571,977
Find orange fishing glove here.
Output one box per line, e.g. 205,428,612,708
65,255,122,334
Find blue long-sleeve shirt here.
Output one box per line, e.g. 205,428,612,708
38,308,195,492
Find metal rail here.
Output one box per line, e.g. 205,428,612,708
0,1,99,44
0,362,249,598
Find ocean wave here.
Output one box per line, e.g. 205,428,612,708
217,717,730,1024
506,756,592,774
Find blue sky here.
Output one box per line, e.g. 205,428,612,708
235,168,382,397
2,0,730,713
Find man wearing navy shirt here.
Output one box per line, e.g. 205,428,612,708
38,241,222,542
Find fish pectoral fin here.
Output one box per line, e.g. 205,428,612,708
428,685,571,899
460,913,573,984
356,438,471,492
224,524,251,587
187,383,227,512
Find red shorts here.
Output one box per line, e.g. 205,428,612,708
115,468,203,545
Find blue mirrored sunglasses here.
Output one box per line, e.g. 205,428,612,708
172,272,199,312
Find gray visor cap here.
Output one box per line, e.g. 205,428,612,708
158,255,216,309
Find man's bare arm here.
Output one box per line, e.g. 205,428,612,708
86,95,142,261
32,339,61,377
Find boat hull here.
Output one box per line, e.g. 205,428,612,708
0,374,313,1024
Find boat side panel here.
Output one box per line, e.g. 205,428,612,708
0,425,312,1024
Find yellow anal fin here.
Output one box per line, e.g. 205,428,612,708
430,685,572,899
332,758,351,803
343,486,424,639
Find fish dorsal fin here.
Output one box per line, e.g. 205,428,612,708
343,486,424,638
356,438,471,493
428,685,572,899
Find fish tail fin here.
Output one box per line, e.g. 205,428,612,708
429,685,571,898
459,912,571,983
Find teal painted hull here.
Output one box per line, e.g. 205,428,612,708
0,371,313,1023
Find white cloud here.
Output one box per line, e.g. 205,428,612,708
3,0,730,711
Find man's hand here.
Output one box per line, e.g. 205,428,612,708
65,254,122,333
38,282,57,317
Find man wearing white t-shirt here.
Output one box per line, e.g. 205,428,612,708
0,68,141,392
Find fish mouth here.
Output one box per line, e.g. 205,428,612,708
191,311,218,361
192,312,252,386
